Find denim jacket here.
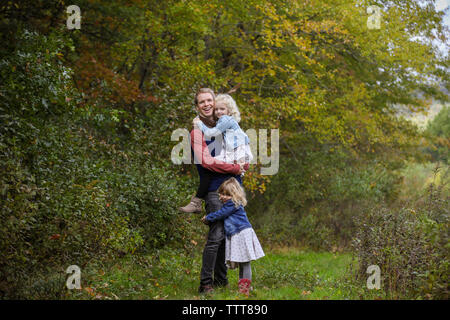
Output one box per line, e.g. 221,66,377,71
199,115,250,151
205,199,252,238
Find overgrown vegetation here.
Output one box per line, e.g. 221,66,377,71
0,30,195,298
0,0,448,299
351,166,449,299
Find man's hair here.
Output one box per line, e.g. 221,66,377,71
194,88,215,106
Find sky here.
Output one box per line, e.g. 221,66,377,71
398,1,449,127
435,0,449,18
434,0,449,56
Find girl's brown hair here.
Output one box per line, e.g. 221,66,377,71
218,178,247,208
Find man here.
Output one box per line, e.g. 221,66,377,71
190,88,247,294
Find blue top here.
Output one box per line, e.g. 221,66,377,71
199,115,249,151
205,199,252,238
191,135,242,192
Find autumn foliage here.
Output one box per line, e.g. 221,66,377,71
0,0,448,299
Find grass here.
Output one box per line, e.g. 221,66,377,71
66,245,389,300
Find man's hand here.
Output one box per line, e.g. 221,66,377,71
201,215,209,225
238,163,246,175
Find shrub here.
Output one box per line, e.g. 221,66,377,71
248,150,402,249
426,106,449,164
351,167,449,299
0,28,79,298
0,29,192,299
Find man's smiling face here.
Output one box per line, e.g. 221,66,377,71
196,92,215,119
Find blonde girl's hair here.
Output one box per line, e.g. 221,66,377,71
218,177,247,208
215,93,241,123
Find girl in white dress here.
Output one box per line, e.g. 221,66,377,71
201,177,264,296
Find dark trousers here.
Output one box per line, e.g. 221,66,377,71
199,192,228,287
195,170,212,199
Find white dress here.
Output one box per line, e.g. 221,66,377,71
215,133,260,267
214,140,253,164
225,227,265,269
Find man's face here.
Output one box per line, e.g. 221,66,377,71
196,93,215,118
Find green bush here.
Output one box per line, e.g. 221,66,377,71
104,163,187,251
0,29,192,299
351,168,449,299
249,148,402,249
252,208,334,250
426,106,449,164
0,29,78,298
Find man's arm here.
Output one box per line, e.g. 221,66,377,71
191,128,242,174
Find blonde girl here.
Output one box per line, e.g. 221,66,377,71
179,94,252,213
201,178,264,295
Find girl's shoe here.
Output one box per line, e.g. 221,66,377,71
179,195,203,213
238,278,251,296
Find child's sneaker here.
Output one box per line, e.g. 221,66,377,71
179,195,203,213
